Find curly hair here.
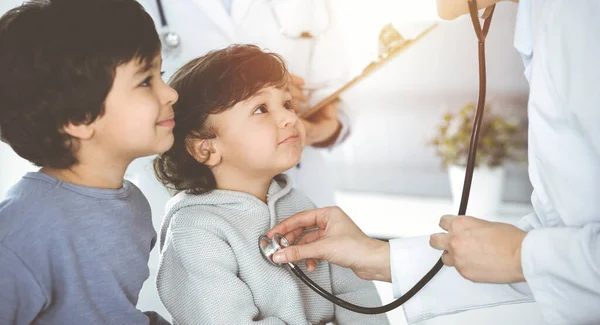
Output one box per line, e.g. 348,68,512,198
0,0,160,168
153,44,289,195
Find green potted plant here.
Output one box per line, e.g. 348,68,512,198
430,103,526,216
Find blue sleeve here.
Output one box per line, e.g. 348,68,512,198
0,244,46,325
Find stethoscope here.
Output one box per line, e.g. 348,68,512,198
265,0,335,94
154,0,181,57
260,0,497,314
154,0,334,92
154,0,330,53
155,0,336,92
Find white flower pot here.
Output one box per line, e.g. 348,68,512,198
448,164,506,217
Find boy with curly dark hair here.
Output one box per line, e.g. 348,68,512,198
152,45,388,324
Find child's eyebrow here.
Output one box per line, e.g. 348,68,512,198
134,60,156,76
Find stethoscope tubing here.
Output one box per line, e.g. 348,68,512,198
279,0,496,314
155,0,168,27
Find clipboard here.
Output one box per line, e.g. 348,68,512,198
300,23,438,118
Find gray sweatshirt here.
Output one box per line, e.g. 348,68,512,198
156,174,389,325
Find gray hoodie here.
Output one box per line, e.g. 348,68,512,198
156,174,389,325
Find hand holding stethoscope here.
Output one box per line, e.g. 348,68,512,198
261,0,499,314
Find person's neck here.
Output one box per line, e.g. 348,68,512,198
437,0,518,20
40,148,132,189
213,166,275,202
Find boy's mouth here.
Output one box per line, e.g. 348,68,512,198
157,116,175,128
279,133,300,145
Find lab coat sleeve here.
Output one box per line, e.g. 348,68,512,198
328,264,390,325
389,236,534,324
156,225,297,325
521,224,600,324
332,107,351,147
0,244,46,325
519,2,600,324
514,212,543,232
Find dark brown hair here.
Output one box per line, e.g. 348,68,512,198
0,0,160,168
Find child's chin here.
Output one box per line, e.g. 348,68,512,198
278,157,302,173
155,135,175,154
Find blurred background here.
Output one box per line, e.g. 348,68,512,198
0,0,543,324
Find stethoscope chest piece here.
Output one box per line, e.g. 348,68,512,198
155,0,181,58
161,31,181,49
258,234,290,266
159,29,181,58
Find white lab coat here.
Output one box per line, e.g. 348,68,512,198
389,1,600,324
131,0,351,210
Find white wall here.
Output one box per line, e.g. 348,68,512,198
0,1,40,198
0,143,37,197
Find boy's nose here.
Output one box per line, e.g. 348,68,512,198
277,107,298,128
161,83,179,106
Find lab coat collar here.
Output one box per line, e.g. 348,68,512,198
191,0,236,41
514,0,533,60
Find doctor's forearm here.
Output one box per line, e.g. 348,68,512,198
354,239,391,282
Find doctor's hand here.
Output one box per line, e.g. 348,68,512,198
301,101,341,147
430,215,527,284
288,74,308,104
267,206,391,282
287,74,341,147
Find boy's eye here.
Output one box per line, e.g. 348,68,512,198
139,76,152,87
253,104,268,115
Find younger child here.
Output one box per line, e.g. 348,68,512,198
0,0,177,324
153,44,389,324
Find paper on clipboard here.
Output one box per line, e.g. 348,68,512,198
299,23,438,119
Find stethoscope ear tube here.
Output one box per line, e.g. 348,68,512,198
263,0,496,314
155,0,168,27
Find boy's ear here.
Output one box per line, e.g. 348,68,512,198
186,138,221,167
62,122,95,140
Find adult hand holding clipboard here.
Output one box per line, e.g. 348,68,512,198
288,73,342,147
300,23,438,120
